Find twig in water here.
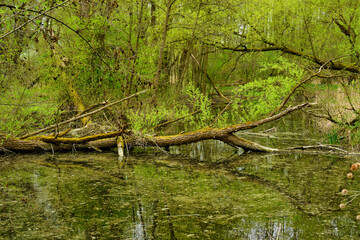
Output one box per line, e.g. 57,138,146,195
287,144,348,153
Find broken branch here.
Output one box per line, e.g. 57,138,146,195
19,89,148,139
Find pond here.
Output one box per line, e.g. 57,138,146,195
1,112,360,239
1,145,360,239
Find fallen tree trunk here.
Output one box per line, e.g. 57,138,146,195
0,103,314,153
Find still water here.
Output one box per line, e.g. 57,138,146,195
1,112,360,239
1,145,359,239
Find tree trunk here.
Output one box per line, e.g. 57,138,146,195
47,25,91,126
1,103,314,153
126,0,146,96
153,0,175,101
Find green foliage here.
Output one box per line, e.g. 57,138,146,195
327,127,340,144
125,84,213,133
0,85,60,136
126,105,170,134
212,111,230,128
348,121,360,149
232,57,303,122
126,100,190,134
183,83,213,129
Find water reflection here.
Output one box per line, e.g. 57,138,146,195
0,146,359,239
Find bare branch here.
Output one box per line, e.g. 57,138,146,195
339,79,360,115
19,89,148,139
307,111,341,125
269,56,348,116
0,0,70,39
0,3,110,68
210,41,360,73
153,110,201,129
190,53,230,102
269,73,318,116
211,101,233,127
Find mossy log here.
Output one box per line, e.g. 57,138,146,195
1,131,277,153
0,103,313,153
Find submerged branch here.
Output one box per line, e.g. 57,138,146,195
286,144,348,153
218,133,278,152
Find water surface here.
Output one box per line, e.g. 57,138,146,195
1,143,359,239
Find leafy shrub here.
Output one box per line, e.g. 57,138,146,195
185,83,213,129
0,85,60,136
232,57,303,122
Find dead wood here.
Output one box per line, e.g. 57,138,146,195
28,131,124,144
19,89,148,139
1,102,314,153
286,144,347,152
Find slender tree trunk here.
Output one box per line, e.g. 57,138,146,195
125,5,134,95
177,47,187,90
176,2,202,92
127,0,146,96
201,46,208,95
45,22,91,126
150,0,156,26
153,0,175,101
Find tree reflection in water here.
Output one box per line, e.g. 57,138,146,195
0,147,359,239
